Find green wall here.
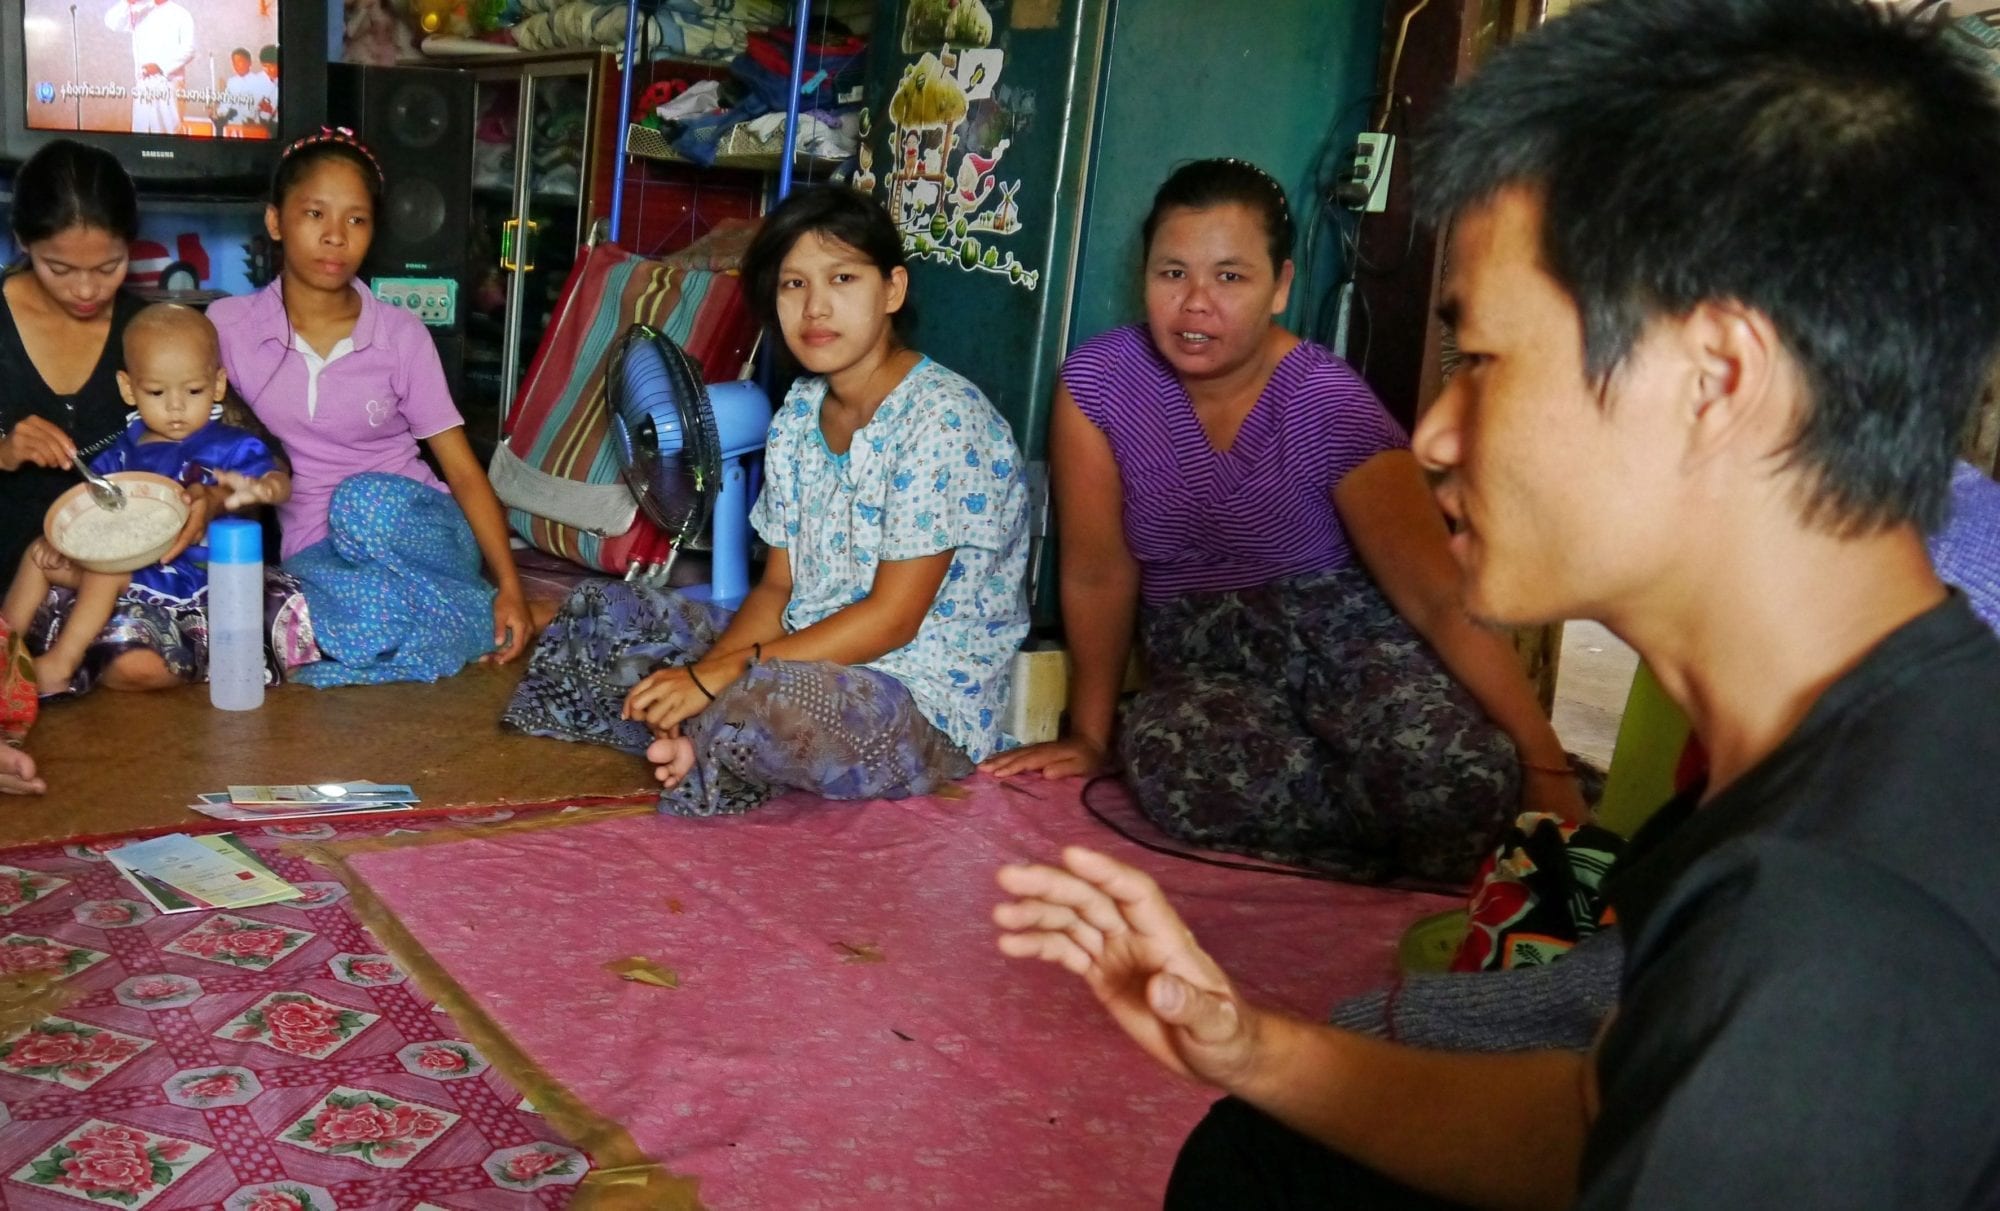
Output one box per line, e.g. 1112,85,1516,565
1067,0,1385,347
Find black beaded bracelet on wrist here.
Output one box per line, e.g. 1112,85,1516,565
686,664,716,702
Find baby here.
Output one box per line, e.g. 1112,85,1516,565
0,304,290,695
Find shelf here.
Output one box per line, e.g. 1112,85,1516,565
0,187,264,214
624,122,846,173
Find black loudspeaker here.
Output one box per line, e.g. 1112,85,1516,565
327,63,473,397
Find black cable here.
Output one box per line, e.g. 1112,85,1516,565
1299,92,1389,336
1347,98,1422,279
1077,774,1470,897
1352,279,1375,376
1078,774,1355,884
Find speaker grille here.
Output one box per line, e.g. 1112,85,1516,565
385,178,447,247
327,63,471,280
387,83,451,150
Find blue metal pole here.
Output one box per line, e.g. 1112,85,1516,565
609,0,644,243
776,0,810,199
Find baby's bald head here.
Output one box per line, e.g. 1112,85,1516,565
123,303,220,375
117,304,228,439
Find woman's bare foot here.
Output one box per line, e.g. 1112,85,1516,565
646,734,698,791
0,746,44,795
32,653,77,697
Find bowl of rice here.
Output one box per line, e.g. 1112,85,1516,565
43,472,190,574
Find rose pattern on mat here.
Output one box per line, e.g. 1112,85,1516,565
258,824,335,841
281,1086,459,1170
72,900,156,930
221,1180,335,1211
0,864,69,916
113,973,204,1011
0,814,593,1208
327,953,403,987
0,1019,153,1090
482,1142,586,1191
0,934,108,979
162,1065,261,1109
164,915,310,971
219,992,377,1060
12,1118,212,1208
287,882,348,908
395,1040,487,1081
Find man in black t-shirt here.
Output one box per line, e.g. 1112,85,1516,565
989,1,2000,1207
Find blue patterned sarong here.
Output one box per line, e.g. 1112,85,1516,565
285,473,495,687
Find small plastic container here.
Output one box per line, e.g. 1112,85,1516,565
206,518,265,711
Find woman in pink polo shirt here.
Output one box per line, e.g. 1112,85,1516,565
209,130,531,684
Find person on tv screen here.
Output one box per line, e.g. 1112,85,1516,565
258,46,281,127
103,0,195,135
214,46,276,134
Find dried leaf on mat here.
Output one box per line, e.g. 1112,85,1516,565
833,941,884,964
665,898,684,915
935,784,971,801
606,957,679,988
0,972,77,1039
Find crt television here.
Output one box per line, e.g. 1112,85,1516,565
0,0,326,189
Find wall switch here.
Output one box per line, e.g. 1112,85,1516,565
1346,132,1395,214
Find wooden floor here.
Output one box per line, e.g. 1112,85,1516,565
5,661,655,849
1552,621,1640,771
6,625,1642,850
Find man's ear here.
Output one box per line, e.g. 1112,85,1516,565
1678,299,1787,466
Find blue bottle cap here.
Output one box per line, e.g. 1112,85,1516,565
206,517,262,564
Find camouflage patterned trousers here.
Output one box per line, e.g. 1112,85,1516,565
1122,565,1517,885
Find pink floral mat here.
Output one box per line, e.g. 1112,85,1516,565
0,810,595,1211
345,777,1459,1210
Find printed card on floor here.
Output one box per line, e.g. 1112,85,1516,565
107,834,301,913
226,783,418,805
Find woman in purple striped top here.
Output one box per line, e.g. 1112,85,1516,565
985,160,1582,884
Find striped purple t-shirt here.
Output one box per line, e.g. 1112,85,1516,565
1062,325,1408,606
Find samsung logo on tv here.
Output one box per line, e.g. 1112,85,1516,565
140,150,175,159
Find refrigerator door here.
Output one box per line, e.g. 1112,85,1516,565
858,0,1114,458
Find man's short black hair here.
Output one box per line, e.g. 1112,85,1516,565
1419,0,2000,534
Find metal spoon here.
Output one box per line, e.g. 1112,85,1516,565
72,452,126,511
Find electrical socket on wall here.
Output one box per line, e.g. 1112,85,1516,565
1345,132,1395,214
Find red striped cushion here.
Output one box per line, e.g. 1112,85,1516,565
501,242,759,573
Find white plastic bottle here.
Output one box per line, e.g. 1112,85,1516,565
206,518,265,711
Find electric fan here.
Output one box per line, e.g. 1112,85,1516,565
605,323,774,603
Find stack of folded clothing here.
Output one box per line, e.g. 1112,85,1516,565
637,23,870,166
509,0,873,62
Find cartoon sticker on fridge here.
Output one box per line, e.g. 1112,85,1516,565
880,47,1039,290
902,0,998,53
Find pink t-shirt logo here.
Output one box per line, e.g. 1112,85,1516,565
366,399,392,427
